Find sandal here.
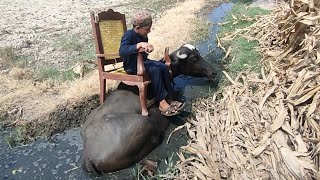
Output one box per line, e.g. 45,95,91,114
160,106,180,117
170,101,186,111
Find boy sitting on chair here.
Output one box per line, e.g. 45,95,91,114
119,10,184,116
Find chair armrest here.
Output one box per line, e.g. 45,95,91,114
137,48,146,76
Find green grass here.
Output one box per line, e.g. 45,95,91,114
0,114,6,129
54,34,83,52
231,0,255,3
219,4,270,36
227,37,262,74
131,153,179,180
4,126,27,148
47,31,95,82
218,3,270,78
78,41,95,62
53,30,95,71
54,32,95,61
0,43,84,82
154,153,179,179
0,47,16,68
136,0,183,14
35,66,78,83
191,18,211,44
0,46,32,69
14,55,30,68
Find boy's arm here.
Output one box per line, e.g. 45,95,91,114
119,31,137,56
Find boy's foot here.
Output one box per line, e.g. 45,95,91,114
170,101,186,111
159,106,180,117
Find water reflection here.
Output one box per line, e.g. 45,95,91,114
196,2,234,56
0,128,86,179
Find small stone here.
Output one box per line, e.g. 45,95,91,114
0,69,10,74
33,161,39,167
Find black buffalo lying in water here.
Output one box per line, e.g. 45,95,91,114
81,44,217,175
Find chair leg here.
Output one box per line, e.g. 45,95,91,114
99,78,106,104
138,84,148,116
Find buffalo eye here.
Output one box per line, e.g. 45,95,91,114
193,57,199,62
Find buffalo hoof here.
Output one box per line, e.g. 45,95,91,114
140,159,159,176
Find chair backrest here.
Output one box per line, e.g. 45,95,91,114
90,9,127,65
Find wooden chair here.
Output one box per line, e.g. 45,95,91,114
90,9,151,116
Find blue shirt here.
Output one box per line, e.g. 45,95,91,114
119,29,148,74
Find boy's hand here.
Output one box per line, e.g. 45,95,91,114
137,42,154,53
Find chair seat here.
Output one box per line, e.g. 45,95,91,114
110,67,126,74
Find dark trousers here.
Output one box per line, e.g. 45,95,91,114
144,60,173,102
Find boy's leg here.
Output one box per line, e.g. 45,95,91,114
144,61,180,116
147,60,185,110
144,61,167,102
148,60,174,96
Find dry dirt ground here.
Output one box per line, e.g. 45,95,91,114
0,0,224,138
0,0,138,137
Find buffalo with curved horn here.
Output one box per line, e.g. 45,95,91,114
81,44,217,175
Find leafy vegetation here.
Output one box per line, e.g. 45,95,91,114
218,3,270,77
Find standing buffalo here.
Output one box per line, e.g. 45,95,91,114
81,44,217,175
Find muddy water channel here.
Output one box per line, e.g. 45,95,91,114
0,3,233,180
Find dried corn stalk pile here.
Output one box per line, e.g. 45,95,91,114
176,0,320,179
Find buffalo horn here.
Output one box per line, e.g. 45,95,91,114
176,51,187,59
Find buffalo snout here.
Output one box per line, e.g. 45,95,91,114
199,61,217,81
206,69,217,81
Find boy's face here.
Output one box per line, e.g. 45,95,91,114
136,24,152,38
